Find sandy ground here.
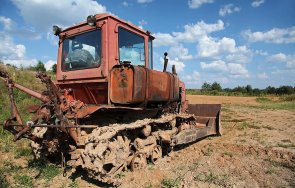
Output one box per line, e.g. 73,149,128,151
186,95,278,105
1,95,294,188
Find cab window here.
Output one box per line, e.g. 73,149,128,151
62,29,101,71
118,27,145,66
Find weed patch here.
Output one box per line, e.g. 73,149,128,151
14,175,33,187
280,94,295,102
161,177,180,188
223,151,233,157
28,159,60,180
238,122,260,130
0,168,9,188
202,144,213,156
256,97,272,103
15,147,32,158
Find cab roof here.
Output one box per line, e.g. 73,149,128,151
61,13,154,39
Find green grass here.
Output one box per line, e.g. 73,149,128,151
202,144,213,156
194,171,229,186
0,64,47,123
0,168,9,188
259,102,295,111
256,97,272,103
161,177,180,188
15,147,32,159
69,181,79,188
223,151,233,157
280,94,295,102
237,122,261,130
28,159,61,180
250,97,295,111
14,175,34,187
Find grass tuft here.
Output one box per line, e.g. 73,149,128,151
161,177,180,188
28,159,61,180
14,175,33,187
15,147,32,158
256,97,272,103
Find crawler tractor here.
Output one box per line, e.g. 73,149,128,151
0,14,221,183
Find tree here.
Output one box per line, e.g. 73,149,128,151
253,88,261,95
265,86,276,94
201,82,211,91
211,82,222,91
51,64,57,73
246,85,253,94
34,61,46,72
233,86,246,93
276,86,293,95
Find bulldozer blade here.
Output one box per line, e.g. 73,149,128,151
173,104,221,146
187,104,221,136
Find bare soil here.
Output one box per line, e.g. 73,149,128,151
1,95,295,188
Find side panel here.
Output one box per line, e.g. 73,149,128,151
110,65,146,104
110,65,180,105
59,83,108,104
147,70,170,102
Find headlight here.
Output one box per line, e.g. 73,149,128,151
52,25,62,36
87,15,96,26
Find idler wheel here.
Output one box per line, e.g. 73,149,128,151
131,153,147,171
151,145,162,164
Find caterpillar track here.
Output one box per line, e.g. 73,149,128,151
65,113,219,184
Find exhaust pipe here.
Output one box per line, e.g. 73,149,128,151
163,52,168,72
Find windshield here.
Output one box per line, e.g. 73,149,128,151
118,27,145,66
61,29,101,71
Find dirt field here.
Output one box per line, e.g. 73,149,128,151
1,95,294,187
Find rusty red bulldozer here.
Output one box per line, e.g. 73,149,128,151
0,14,221,183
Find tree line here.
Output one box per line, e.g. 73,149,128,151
187,81,295,96
0,60,56,73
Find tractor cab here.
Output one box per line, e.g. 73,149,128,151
55,14,154,83
54,14,156,105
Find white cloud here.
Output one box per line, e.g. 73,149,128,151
200,60,228,72
122,1,129,7
219,4,240,17
0,16,41,40
172,20,224,43
268,53,287,62
2,59,38,67
137,0,153,3
242,27,295,44
188,0,214,9
168,58,185,72
200,60,249,77
227,63,249,77
268,53,295,68
257,72,268,79
251,0,265,8
182,70,201,84
168,45,193,61
11,0,108,31
154,19,224,47
197,35,252,62
44,60,56,70
0,32,26,59
153,33,178,47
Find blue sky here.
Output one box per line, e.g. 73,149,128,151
0,0,294,88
